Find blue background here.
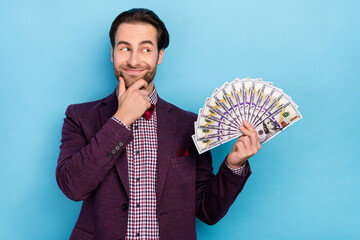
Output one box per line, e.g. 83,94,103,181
1,0,359,239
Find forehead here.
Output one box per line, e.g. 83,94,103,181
115,23,158,46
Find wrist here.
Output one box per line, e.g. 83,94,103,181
226,158,246,169
113,111,133,127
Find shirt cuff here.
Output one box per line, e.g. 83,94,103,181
225,159,247,176
111,116,131,130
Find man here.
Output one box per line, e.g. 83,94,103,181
56,8,261,240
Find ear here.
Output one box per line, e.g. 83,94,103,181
111,47,114,63
157,49,164,65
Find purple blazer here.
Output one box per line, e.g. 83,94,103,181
56,90,251,240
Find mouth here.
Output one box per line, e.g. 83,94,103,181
123,68,145,76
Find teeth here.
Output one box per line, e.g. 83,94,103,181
192,77,302,154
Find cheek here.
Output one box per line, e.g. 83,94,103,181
112,56,120,66
149,58,160,68
113,52,128,65
144,53,160,65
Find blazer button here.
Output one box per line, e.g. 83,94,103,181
118,141,123,147
107,153,112,158
122,203,128,211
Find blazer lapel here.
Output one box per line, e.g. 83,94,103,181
98,92,176,200
156,97,176,203
100,89,130,198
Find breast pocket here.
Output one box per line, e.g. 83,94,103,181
170,152,197,166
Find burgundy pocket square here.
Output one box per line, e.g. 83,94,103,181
177,148,189,157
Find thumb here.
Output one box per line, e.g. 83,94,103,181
118,77,126,96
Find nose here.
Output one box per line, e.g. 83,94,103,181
128,51,140,67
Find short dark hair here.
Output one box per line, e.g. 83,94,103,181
109,8,170,51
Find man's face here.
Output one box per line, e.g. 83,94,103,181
111,23,164,89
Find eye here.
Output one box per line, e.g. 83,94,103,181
120,47,129,51
142,48,150,53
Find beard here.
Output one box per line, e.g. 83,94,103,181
113,63,157,89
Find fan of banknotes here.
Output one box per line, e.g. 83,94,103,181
192,77,302,154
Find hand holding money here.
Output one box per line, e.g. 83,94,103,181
113,77,151,127
227,120,261,169
192,77,302,154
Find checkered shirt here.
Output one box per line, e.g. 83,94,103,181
112,87,159,239
111,86,246,239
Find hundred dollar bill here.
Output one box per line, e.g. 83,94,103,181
246,79,270,123
212,82,241,126
248,81,273,124
251,85,283,126
199,98,239,129
254,101,302,144
203,97,240,128
194,121,241,142
192,133,240,154
221,80,242,124
196,108,239,131
230,77,251,124
242,78,262,122
253,92,290,126
196,132,241,142
193,102,302,153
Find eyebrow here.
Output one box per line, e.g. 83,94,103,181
140,40,154,46
116,40,154,47
116,41,130,46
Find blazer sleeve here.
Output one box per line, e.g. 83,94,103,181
56,104,133,201
195,151,251,225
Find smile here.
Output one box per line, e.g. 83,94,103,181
124,69,145,75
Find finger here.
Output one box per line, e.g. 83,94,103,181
248,125,261,151
232,138,245,152
139,89,150,96
241,136,258,158
257,141,261,151
118,77,126,96
243,123,259,152
243,137,252,152
243,121,261,151
135,91,151,109
238,136,252,152
243,120,257,133
128,79,148,91
140,94,151,106
239,124,253,136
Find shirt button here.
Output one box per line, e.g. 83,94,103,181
134,126,138,130
136,204,140,208
136,151,140,155
136,233,140,237
136,177,140,182
121,203,128,211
